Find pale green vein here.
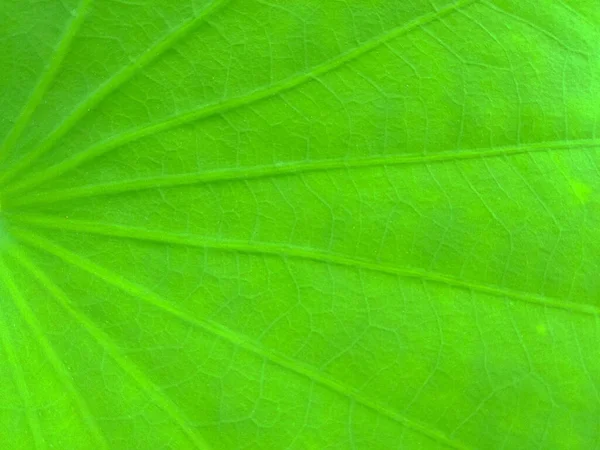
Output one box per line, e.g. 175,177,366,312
9,215,600,318
555,0,596,28
0,0,92,163
0,0,230,188
7,247,213,450
0,305,45,449
5,137,600,207
0,256,109,450
3,0,480,196
481,0,590,56
12,228,470,450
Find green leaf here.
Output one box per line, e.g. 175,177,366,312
1,0,599,448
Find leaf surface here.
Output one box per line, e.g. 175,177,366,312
1,0,599,448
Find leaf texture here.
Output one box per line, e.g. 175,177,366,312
1,0,599,448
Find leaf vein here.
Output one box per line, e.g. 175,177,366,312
0,255,109,449
6,137,599,206
0,0,92,163
0,0,230,187
7,247,214,450
9,215,599,318
13,228,471,450
0,298,46,449
4,0,480,195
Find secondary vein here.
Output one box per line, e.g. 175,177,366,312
0,0,231,188
0,255,109,450
0,0,92,164
8,215,600,318
5,137,599,207
0,287,46,449
3,0,480,196
8,247,214,450
13,227,471,450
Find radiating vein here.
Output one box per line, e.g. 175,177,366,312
5,137,599,207
481,0,590,56
0,0,230,188
9,215,600,318
0,255,109,449
7,247,214,450
12,227,471,450
3,0,480,196
0,304,45,449
0,0,92,163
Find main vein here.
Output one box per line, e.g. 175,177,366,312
9,215,600,318
3,0,480,196
0,0,230,188
8,247,214,450
0,0,92,163
0,300,45,449
6,137,599,207
0,255,109,449
13,227,471,450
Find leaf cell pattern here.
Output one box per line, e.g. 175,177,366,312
1,0,599,449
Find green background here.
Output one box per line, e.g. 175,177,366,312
1,0,599,448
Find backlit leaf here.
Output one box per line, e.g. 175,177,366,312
1,0,599,448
